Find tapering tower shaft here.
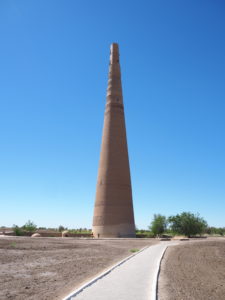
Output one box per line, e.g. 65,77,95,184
92,43,135,238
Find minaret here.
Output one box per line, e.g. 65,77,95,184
92,43,135,238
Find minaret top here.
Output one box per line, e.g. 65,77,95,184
110,43,119,64
107,43,123,103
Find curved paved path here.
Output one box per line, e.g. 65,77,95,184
65,241,179,300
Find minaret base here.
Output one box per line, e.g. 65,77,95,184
93,223,136,238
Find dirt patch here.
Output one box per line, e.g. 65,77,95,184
0,236,157,300
158,238,225,300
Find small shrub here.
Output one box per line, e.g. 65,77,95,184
130,248,139,253
22,220,37,233
12,225,23,236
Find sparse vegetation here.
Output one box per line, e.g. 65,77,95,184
22,220,37,233
135,229,154,238
10,242,17,248
12,225,23,236
68,228,92,234
205,226,225,236
130,248,139,253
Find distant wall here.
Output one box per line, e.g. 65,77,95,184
2,230,93,238
36,231,93,238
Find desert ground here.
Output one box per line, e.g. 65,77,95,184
0,236,157,300
158,238,225,300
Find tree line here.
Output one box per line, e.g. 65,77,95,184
149,212,225,237
6,213,225,237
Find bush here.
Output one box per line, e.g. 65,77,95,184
22,220,37,232
68,228,92,234
136,230,155,238
12,225,23,236
130,249,139,253
58,225,67,232
205,226,225,236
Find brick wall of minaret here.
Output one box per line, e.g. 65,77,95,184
92,43,135,238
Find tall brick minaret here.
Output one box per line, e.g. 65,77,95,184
92,43,135,238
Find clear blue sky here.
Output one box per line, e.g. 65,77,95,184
0,0,224,229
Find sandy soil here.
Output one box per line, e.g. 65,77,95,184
158,238,225,300
0,236,157,300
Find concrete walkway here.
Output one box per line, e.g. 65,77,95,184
65,241,178,300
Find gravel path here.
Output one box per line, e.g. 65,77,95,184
66,241,178,300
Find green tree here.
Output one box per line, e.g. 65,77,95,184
218,227,225,236
22,220,37,232
58,225,67,232
149,214,167,236
168,212,207,237
206,226,225,236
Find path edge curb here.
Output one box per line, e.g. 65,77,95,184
61,245,150,300
154,245,168,300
